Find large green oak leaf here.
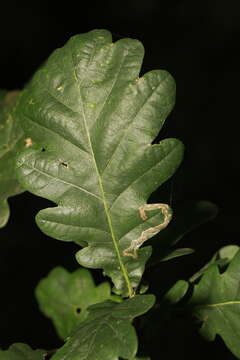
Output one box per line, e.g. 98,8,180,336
51,295,155,360
35,266,120,339
15,29,184,296
189,249,240,359
0,90,25,228
0,343,46,360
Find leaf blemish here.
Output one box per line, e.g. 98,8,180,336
123,203,172,258
24,138,33,147
59,160,68,168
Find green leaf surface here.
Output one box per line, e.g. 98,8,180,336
0,90,25,228
35,266,120,339
215,245,239,263
163,280,189,305
189,249,240,359
52,294,155,360
0,343,46,360
189,245,240,283
16,29,183,296
160,247,194,262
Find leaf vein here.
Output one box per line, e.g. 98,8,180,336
24,111,91,158
18,162,102,200
39,217,110,235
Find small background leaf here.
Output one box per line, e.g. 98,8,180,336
35,266,120,339
52,295,155,360
216,244,239,263
189,244,240,283
0,343,46,360
162,279,189,305
159,247,195,262
189,249,240,359
0,90,25,228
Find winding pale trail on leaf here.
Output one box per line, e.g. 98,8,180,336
123,203,172,258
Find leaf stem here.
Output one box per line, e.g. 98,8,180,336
87,137,134,297
100,192,134,298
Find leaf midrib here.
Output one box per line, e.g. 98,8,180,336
196,300,240,309
70,43,133,297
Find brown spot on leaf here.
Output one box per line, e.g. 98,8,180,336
24,138,33,147
60,161,68,168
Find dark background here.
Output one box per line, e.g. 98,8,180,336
0,0,240,359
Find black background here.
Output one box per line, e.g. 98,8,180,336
0,0,240,359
